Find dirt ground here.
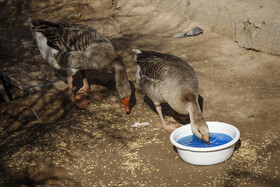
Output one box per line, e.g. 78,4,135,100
0,0,280,186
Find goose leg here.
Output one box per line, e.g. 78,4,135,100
155,105,181,133
67,75,90,109
67,75,75,101
155,105,166,125
80,70,103,101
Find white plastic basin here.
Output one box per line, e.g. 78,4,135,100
170,121,240,165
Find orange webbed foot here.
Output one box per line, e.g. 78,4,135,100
162,123,182,133
85,89,103,101
70,95,91,109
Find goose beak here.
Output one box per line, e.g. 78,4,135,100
122,98,131,114
202,135,210,143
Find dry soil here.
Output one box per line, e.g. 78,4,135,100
0,1,280,186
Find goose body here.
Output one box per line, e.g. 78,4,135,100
134,50,209,141
29,18,131,112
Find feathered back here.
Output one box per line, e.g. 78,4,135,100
28,18,119,70
28,18,110,52
135,50,198,89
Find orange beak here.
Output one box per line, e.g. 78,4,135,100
122,98,131,114
202,135,210,143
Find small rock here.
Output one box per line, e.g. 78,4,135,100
173,27,203,38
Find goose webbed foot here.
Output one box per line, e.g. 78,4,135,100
155,105,181,133
84,89,103,101
162,123,182,133
70,94,91,109
166,116,178,124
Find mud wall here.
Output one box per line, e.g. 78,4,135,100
186,0,280,55
110,0,280,55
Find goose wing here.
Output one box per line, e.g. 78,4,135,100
29,19,108,52
136,51,171,81
136,50,198,86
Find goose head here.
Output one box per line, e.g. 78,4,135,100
181,92,209,142
112,56,132,114
191,117,210,143
116,79,131,114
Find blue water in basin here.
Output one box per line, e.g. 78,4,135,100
177,133,233,148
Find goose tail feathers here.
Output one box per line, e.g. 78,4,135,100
28,18,35,27
132,49,142,54
132,49,142,62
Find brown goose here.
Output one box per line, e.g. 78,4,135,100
28,18,131,113
134,49,209,142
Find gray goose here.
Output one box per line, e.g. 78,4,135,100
134,50,209,142
28,18,131,113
